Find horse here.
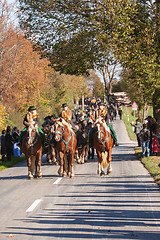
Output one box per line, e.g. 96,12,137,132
76,120,89,164
20,125,43,179
42,123,58,165
93,118,114,176
50,118,77,178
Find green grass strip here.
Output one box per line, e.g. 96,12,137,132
122,107,137,141
0,155,26,172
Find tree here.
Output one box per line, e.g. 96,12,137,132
87,70,105,99
18,0,160,127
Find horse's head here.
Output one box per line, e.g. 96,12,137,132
94,120,105,141
52,118,65,142
42,124,50,135
27,126,38,146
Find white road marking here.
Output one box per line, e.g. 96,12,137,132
26,199,42,213
53,178,62,185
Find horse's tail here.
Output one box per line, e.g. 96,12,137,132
101,151,108,169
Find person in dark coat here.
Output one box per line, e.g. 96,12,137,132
139,120,150,158
5,126,14,161
1,130,6,162
118,106,122,120
12,127,19,143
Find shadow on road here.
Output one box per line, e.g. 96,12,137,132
5,174,160,239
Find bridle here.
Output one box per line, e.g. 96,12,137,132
54,122,72,152
96,122,109,150
27,127,39,154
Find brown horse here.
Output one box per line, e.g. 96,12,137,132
50,118,77,178
93,118,114,176
20,126,43,179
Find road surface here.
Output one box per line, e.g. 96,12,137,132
0,117,160,240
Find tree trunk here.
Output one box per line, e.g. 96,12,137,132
82,95,84,111
143,102,149,120
102,68,108,95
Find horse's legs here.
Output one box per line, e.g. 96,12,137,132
67,154,71,177
76,149,81,164
47,145,52,163
51,146,57,164
58,152,64,176
36,152,42,178
96,151,101,175
84,145,88,163
63,154,67,177
70,152,75,178
27,156,34,179
56,150,60,165
100,163,105,176
81,147,85,164
107,148,112,175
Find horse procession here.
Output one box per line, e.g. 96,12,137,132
18,101,119,180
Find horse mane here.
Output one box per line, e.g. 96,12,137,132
95,117,103,125
56,118,75,134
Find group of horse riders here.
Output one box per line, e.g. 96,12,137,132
18,102,118,152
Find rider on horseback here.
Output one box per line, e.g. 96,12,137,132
18,106,47,147
61,103,77,130
89,102,118,146
61,103,83,148
97,102,118,146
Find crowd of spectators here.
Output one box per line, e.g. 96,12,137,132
0,126,21,162
131,116,160,157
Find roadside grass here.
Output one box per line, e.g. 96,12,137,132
122,107,137,141
123,106,160,188
0,155,26,172
135,147,160,187
122,106,153,141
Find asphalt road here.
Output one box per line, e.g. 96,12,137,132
0,117,160,240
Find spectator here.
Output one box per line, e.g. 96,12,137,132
139,120,150,158
146,116,153,153
12,127,22,157
1,130,6,162
150,118,160,155
118,106,122,120
12,127,19,143
131,119,142,147
5,126,14,161
113,107,117,120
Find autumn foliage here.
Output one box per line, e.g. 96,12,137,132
0,0,93,130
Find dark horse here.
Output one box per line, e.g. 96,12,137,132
93,118,114,176
51,118,77,178
20,125,43,179
76,121,89,164
42,123,58,165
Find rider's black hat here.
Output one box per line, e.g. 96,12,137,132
62,103,67,108
28,106,36,111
